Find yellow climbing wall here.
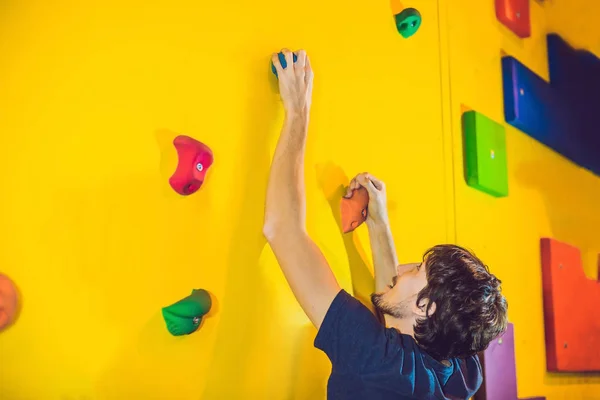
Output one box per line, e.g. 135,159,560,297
445,0,600,399
0,0,599,399
0,1,449,399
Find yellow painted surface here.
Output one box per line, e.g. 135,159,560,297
0,1,448,399
444,0,600,399
0,0,599,399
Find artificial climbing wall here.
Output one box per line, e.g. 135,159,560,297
446,0,600,398
0,1,448,399
0,1,599,400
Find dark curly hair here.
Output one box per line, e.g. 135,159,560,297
413,244,508,361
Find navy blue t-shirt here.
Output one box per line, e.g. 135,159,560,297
314,290,482,399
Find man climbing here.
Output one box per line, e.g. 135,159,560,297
263,49,508,400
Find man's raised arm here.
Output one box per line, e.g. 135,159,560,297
262,49,340,329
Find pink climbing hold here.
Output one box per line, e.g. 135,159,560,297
169,135,214,196
476,322,545,400
0,274,19,331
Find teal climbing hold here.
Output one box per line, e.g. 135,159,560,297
271,52,298,78
162,289,212,336
395,8,422,38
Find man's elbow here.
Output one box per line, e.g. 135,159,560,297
262,220,304,243
262,222,279,243
262,216,287,242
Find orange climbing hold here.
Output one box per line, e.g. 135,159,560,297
540,238,600,372
340,187,369,234
390,0,404,16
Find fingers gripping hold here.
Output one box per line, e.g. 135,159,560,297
271,51,299,78
281,48,294,69
295,49,307,69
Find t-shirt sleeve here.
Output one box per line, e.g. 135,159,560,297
442,355,483,398
314,289,393,373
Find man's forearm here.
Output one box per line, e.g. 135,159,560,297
367,220,399,292
264,111,309,231
263,108,341,328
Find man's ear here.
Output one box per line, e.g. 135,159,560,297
414,298,436,317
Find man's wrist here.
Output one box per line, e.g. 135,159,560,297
285,107,310,121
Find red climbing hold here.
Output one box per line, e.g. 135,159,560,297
495,0,531,38
169,135,214,196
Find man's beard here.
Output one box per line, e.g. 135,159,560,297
371,292,410,319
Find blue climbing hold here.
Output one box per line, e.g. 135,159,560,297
271,52,298,78
501,34,600,177
502,56,580,164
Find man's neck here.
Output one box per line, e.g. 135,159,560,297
384,315,416,337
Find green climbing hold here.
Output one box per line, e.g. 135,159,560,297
162,289,212,336
395,8,422,39
462,110,509,198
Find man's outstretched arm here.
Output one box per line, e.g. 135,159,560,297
263,49,340,329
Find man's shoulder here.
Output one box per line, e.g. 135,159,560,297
315,291,482,398
355,335,482,399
